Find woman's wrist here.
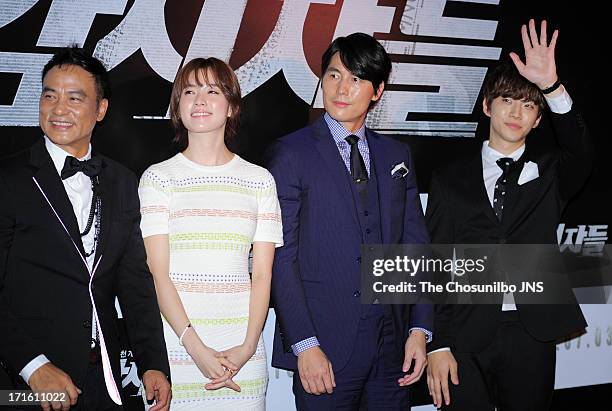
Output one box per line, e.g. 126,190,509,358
182,328,205,354
242,340,257,355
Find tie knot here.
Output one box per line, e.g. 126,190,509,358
345,135,360,146
61,156,102,180
496,157,514,173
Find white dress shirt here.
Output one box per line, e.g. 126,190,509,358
19,136,97,384
481,141,524,312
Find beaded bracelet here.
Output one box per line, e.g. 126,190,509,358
178,323,192,346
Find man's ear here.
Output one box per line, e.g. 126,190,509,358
482,98,491,118
372,82,385,102
532,114,542,129
96,98,109,122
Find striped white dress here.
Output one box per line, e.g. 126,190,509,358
139,153,283,410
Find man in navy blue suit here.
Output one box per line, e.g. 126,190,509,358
267,33,433,410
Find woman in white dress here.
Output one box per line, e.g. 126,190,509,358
138,57,283,410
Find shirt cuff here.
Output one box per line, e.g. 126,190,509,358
428,347,451,355
409,327,433,343
20,355,50,385
545,86,572,114
291,336,320,356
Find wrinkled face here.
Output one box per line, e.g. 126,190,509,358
179,69,231,138
321,53,383,132
484,96,541,151
39,65,107,157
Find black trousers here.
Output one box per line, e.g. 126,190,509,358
72,362,124,411
443,311,556,411
293,306,410,410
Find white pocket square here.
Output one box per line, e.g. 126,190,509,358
518,161,539,185
391,162,409,178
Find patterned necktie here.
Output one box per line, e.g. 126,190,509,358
493,157,514,220
345,135,368,183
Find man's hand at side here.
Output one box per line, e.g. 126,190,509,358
28,363,81,411
426,350,459,408
398,330,427,386
143,369,171,411
297,346,336,395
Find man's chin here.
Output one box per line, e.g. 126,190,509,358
324,111,351,123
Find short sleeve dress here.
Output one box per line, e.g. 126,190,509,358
139,153,283,410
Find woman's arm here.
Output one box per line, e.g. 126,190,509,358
144,234,239,387
206,241,275,389
243,242,275,352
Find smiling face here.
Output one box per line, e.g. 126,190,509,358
39,65,108,158
483,96,541,154
321,53,383,132
178,69,231,140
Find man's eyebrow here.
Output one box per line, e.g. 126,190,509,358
67,89,87,97
41,87,87,98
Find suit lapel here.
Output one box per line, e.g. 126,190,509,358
93,156,112,268
366,131,391,242
311,119,362,232
30,140,87,259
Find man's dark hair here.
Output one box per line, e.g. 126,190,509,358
321,32,391,91
483,62,546,113
42,46,111,103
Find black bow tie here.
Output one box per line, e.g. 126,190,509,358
61,156,102,180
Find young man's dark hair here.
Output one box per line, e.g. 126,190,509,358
483,62,546,113
321,32,392,91
42,45,111,103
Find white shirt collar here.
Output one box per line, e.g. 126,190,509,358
481,140,524,166
43,135,92,176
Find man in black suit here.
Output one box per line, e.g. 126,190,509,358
425,20,589,411
0,47,171,410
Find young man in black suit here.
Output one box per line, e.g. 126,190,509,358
0,47,171,411
425,20,589,411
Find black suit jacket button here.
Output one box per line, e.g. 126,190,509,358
353,290,361,297
83,320,91,328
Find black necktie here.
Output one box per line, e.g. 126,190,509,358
493,157,514,220
61,156,102,180
345,135,368,183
